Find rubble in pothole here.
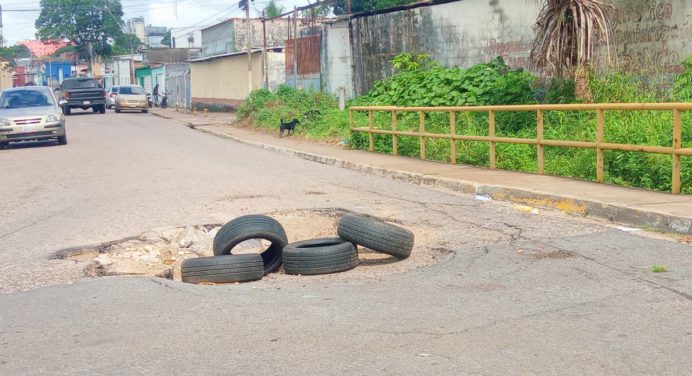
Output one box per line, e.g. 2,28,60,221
55,209,452,284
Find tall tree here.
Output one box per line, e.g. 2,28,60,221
160,31,172,48
264,0,284,18
35,0,124,62
530,0,614,100
332,0,412,14
0,45,31,64
111,34,142,56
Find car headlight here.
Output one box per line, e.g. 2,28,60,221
46,115,60,122
0,118,10,126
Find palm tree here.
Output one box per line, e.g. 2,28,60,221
530,0,614,100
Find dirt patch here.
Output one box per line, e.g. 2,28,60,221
516,247,577,259
56,209,452,284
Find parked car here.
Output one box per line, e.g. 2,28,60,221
0,86,66,148
106,86,120,109
57,77,107,115
114,85,149,113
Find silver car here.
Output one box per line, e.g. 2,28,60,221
0,86,66,148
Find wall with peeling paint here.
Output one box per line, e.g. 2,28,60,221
348,0,692,96
321,20,355,99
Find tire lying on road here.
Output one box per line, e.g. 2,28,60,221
181,254,264,284
337,213,414,259
283,237,359,275
213,214,288,275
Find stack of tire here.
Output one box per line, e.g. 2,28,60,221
181,213,414,284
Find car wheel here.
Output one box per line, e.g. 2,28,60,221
92,107,99,113
213,215,288,275
0,142,9,150
142,108,148,113
283,238,359,275
63,107,71,116
99,104,106,114
337,213,414,259
57,134,67,145
181,254,264,284
115,105,120,113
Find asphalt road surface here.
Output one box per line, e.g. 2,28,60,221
1,110,690,375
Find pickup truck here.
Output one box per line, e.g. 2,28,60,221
57,77,107,115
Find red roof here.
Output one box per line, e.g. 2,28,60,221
17,40,70,58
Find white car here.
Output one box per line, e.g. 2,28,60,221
0,86,66,148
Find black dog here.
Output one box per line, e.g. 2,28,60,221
279,118,300,137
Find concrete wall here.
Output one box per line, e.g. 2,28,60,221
202,21,235,57
321,20,355,99
266,52,286,91
0,60,12,90
347,0,692,96
600,0,692,90
350,0,539,96
171,27,203,48
190,53,263,111
202,19,305,58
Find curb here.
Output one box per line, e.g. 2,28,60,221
194,126,691,235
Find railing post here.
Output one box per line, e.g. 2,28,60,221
368,110,374,152
537,110,544,175
449,111,456,164
419,111,426,160
672,109,682,194
392,110,398,156
349,109,353,134
597,109,605,183
489,110,496,169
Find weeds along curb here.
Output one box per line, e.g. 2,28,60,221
195,126,692,235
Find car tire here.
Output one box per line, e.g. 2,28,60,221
115,106,121,113
63,107,71,116
337,213,414,259
283,237,359,275
213,215,288,275
99,105,106,114
57,134,67,145
181,254,264,284
142,108,148,113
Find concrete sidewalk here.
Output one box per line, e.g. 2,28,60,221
150,108,692,234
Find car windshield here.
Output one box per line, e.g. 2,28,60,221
110,87,119,93
0,90,55,109
62,79,97,89
119,86,145,95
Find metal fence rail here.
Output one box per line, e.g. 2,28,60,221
349,103,692,194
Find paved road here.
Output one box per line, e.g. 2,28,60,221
1,111,690,375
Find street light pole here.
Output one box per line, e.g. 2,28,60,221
245,0,254,95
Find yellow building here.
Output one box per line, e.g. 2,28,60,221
0,58,14,90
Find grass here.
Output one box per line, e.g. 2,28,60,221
649,264,669,273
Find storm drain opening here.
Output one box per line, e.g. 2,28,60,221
54,209,452,284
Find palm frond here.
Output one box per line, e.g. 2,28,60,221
530,0,614,76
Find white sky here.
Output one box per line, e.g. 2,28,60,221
2,0,310,45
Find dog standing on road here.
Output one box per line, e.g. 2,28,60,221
279,118,300,137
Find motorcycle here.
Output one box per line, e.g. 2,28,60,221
160,92,169,109
146,93,153,108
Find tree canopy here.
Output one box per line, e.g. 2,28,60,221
35,0,124,59
0,45,31,64
332,0,413,14
111,34,142,56
264,0,284,18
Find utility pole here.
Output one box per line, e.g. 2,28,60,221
347,0,351,14
244,0,254,95
293,6,297,89
262,10,268,89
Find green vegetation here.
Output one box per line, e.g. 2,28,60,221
35,0,124,59
650,264,668,273
0,45,31,64
237,55,692,193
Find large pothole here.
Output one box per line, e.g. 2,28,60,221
55,209,452,284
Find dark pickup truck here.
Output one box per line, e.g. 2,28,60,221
58,77,107,115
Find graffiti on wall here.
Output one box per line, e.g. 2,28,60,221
609,1,691,76
483,39,532,70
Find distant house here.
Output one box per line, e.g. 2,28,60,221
190,49,285,111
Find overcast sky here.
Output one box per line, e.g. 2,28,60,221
2,0,310,45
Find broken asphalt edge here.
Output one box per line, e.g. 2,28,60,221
153,111,692,235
